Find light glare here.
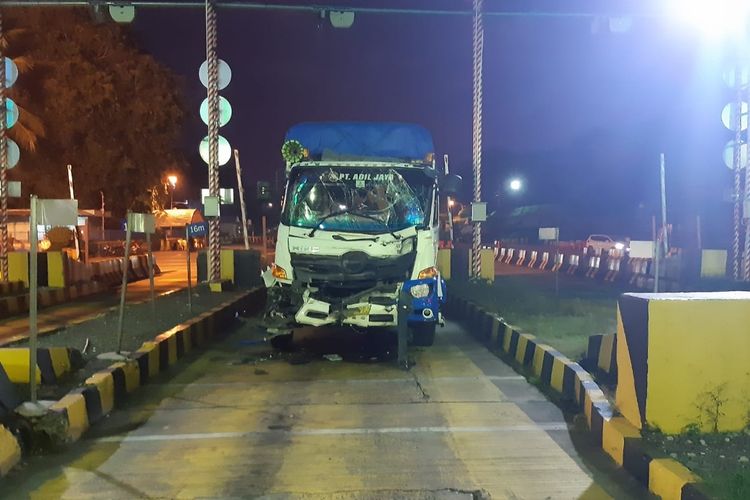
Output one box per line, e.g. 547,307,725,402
509,179,523,192
670,0,750,40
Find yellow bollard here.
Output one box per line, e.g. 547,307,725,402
480,248,495,282
8,252,29,287
437,248,451,280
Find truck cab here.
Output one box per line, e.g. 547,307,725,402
263,122,450,347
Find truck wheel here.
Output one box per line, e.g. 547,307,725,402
410,324,436,347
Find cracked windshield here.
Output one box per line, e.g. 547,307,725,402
284,167,432,233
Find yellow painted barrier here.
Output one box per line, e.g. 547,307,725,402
220,249,235,283
617,292,750,433
437,248,451,280
50,393,89,441
8,252,28,286
602,417,640,466
47,251,66,288
0,349,41,384
85,372,115,414
136,341,160,378
700,249,727,278
480,248,495,282
550,356,567,393
0,425,21,476
649,458,698,500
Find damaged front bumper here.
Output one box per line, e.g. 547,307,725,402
262,272,446,331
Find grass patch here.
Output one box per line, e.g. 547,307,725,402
644,429,750,500
449,274,620,359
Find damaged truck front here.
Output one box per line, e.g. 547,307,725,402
262,122,458,347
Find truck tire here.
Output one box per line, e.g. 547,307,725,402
410,323,436,347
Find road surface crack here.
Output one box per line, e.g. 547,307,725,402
411,371,430,401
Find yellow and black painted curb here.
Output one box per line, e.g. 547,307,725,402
0,282,107,321
0,424,21,476
0,347,84,384
445,295,708,500
0,281,25,298
21,288,264,450
584,333,617,381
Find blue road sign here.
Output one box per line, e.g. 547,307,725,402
188,222,208,237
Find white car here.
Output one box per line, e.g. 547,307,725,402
585,234,626,255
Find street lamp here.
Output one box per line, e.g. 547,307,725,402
509,178,523,192
167,175,178,209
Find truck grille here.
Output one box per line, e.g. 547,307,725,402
290,251,415,292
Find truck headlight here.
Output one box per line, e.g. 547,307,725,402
271,263,288,280
410,283,430,298
417,266,439,279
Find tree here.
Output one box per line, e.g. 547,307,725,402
4,7,185,215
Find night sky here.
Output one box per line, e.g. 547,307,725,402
130,0,735,244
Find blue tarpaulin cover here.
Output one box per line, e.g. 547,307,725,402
285,122,434,162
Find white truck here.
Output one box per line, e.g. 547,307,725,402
262,122,458,353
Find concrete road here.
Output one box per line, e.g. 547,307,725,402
1,319,650,499
0,251,195,345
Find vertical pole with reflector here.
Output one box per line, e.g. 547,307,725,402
732,69,743,281
471,0,484,278
67,164,81,260
206,0,221,283
116,212,133,354
743,63,750,281
234,149,250,250
28,195,38,402
0,12,8,282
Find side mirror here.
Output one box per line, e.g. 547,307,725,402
440,174,462,195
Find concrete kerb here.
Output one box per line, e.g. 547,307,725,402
0,282,108,322
446,295,708,500
0,424,21,476
0,347,84,385
0,288,263,477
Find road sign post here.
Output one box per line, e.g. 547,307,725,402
28,195,38,402
539,227,560,297
185,224,193,313
234,149,250,250
116,212,155,352
262,215,268,263
116,212,133,354
67,164,81,261
27,198,77,405
146,230,156,319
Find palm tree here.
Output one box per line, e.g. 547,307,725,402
1,23,45,152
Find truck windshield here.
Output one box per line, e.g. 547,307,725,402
283,167,434,234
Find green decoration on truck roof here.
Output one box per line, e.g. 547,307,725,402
281,139,306,164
